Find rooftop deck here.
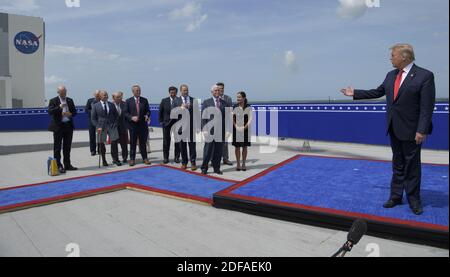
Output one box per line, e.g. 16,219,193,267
0,128,448,257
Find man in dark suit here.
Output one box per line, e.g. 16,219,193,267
159,86,182,164
48,85,78,173
201,85,227,175
91,90,121,167
341,43,436,215
178,84,198,171
123,85,151,166
217,82,233,166
85,90,100,156
112,91,128,164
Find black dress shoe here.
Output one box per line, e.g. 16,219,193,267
174,158,181,164
91,152,96,156
201,169,208,175
410,203,423,215
223,160,233,166
102,161,109,167
383,199,402,208
65,165,78,171
213,170,223,175
163,159,169,164
114,161,122,166
411,206,423,215
122,159,128,164
58,166,66,174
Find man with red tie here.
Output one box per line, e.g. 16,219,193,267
341,43,436,215
124,85,151,166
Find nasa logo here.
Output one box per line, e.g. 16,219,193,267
14,31,41,54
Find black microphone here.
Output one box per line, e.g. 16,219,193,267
347,219,367,246
332,219,368,257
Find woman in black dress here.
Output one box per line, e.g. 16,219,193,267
232,91,252,171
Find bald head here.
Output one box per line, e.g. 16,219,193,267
57,86,67,98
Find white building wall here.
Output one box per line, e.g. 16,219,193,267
0,76,12,108
7,13,45,108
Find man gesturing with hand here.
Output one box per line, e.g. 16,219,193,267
341,44,436,215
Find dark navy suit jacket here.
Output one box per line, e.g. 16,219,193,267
48,96,77,132
123,96,151,130
354,64,436,141
202,97,227,141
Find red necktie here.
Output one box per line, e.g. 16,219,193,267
393,69,404,101
136,97,140,116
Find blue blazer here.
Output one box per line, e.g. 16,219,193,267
354,64,436,141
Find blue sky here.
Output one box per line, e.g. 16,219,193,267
1,0,449,104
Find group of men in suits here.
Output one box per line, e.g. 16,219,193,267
50,82,234,175
158,83,233,175
48,42,436,216
49,85,151,172
88,85,151,167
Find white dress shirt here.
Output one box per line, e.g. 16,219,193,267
400,62,414,86
101,101,110,115
115,102,121,116
182,95,190,106
59,96,70,123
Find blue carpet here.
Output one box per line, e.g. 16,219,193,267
0,166,234,208
232,156,449,227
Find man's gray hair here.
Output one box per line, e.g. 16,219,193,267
113,91,124,98
211,85,220,92
390,43,415,62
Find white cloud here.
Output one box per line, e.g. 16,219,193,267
168,2,208,32
186,14,208,32
337,0,368,19
46,44,131,62
0,0,39,13
45,75,66,85
169,2,201,20
46,44,95,56
284,50,298,72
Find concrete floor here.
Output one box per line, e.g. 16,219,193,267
0,129,448,257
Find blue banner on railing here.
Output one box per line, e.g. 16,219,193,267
0,102,448,150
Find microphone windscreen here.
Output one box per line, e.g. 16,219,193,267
347,219,367,245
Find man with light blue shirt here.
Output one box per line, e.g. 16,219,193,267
48,86,78,173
